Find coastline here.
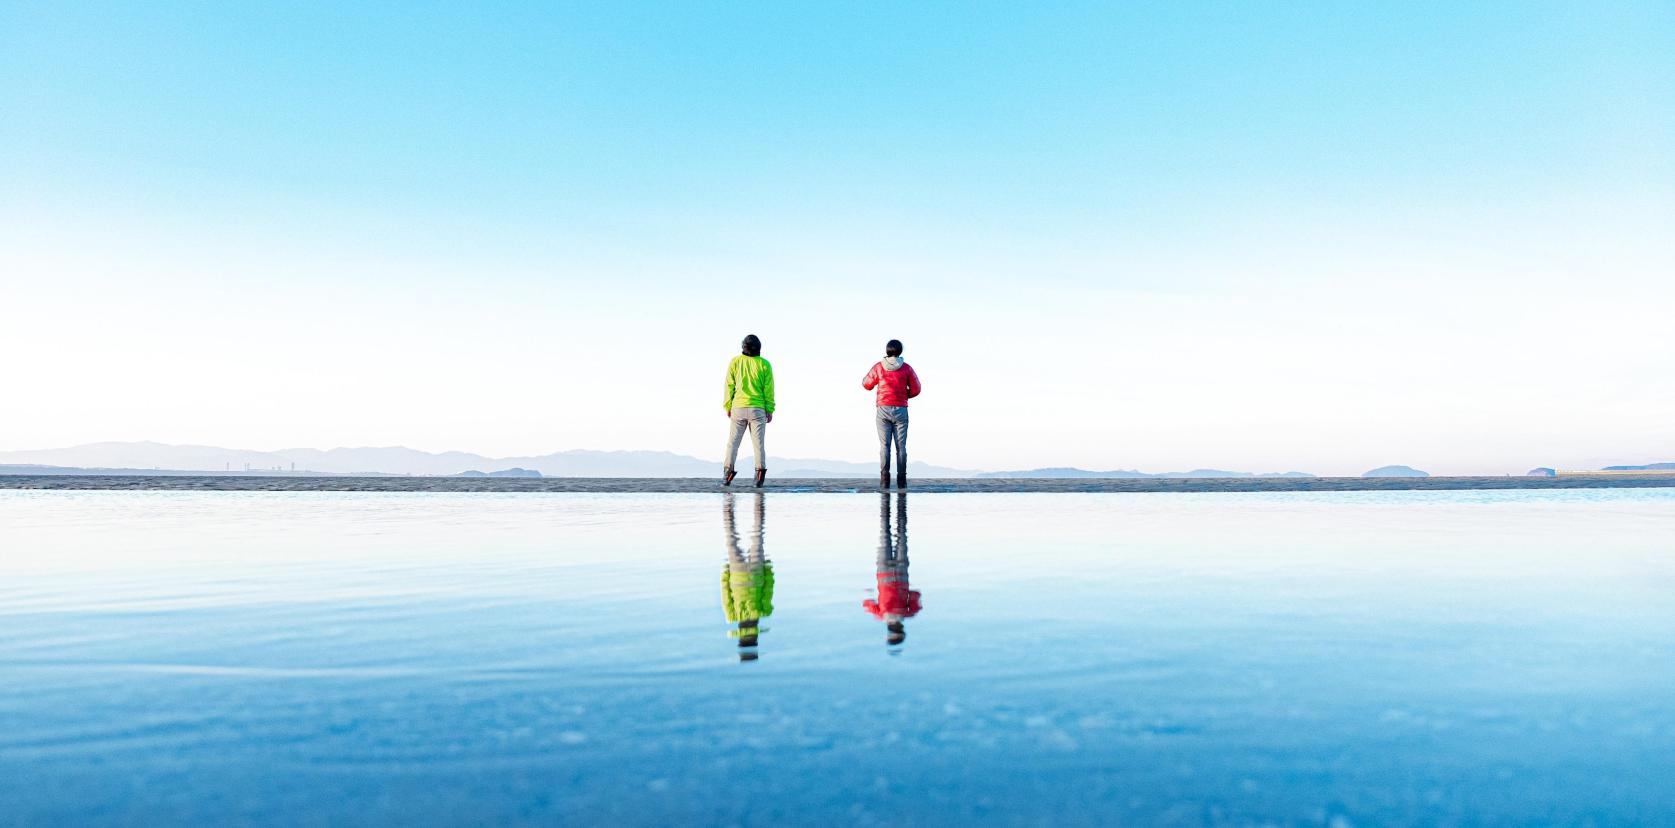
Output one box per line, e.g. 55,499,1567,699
4,474,1675,493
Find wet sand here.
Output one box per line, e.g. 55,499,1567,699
4,474,1674,493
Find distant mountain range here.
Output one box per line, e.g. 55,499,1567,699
0,442,974,479
4,442,1664,479
0,443,1315,480
976,468,1315,479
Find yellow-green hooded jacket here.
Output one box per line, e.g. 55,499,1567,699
723,355,776,413
721,564,775,623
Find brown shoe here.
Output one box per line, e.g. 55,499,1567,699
723,468,737,486
754,468,767,488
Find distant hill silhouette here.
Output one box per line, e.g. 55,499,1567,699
12,442,1651,480
0,463,398,477
1363,465,1429,478
1527,467,1557,477
0,442,972,479
978,468,1315,479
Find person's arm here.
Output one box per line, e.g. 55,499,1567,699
761,362,775,415
723,359,736,414
862,364,878,390
906,365,922,398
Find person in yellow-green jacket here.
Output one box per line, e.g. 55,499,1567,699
721,493,773,661
722,334,775,487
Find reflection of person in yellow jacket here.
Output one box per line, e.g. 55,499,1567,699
722,493,773,661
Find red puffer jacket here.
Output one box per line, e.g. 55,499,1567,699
862,359,922,407
863,573,921,619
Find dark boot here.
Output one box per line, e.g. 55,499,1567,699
754,468,767,488
723,468,737,486
897,470,908,489
880,469,891,489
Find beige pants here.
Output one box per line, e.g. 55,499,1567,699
724,408,768,470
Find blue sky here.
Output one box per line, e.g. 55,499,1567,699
2,2,1671,473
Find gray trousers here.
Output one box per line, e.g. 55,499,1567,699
724,493,766,567
876,406,908,473
724,407,768,470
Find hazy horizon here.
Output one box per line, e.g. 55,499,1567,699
1,438,1668,479
4,4,1671,476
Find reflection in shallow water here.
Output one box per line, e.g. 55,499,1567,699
864,493,921,648
720,493,772,661
4,490,1675,824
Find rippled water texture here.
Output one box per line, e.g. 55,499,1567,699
2,490,1673,825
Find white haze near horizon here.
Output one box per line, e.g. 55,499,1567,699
3,5,1672,477
3,195,1671,478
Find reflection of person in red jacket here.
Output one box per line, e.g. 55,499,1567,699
863,492,920,647
861,339,922,489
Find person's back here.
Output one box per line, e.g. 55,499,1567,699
862,573,920,620
725,353,775,413
864,357,920,409
861,339,921,488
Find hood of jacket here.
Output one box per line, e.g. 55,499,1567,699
882,356,905,371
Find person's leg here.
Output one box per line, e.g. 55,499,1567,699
724,411,747,471
748,409,767,470
893,409,909,477
877,492,894,568
723,494,744,565
895,491,908,562
876,408,894,478
748,492,765,563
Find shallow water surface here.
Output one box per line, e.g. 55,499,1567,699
2,490,1673,825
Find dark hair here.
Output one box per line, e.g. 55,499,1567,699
885,339,903,357
886,620,905,645
742,334,762,357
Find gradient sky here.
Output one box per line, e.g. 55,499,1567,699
3,2,1671,475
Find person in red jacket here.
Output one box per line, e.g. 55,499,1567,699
861,339,922,489
863,492,920,647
